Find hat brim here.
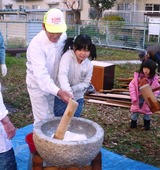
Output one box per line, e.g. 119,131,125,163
138,51,147,58
45,23,67,33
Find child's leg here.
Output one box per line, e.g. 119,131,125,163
143,114,151,130
54,96,67,117
54,97,84,117
130,112,139,128
74,98,84,117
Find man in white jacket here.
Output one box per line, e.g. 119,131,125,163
0,32,17,169
26,8,72,124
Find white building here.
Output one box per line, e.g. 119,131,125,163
1,0,160,23
0,0,91,22
104,0,160,23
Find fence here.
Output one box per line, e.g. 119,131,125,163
77,21,147,50
0,20,160,50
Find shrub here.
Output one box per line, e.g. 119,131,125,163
6,37,26,48
101,15,124,21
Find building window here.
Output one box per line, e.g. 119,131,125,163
145,4,160,11
48,4,59,8
154,4,160,11
117,3,137,11
19,5,24,10
5,4,12,9
32,5,38,9
66,11,74,24
48,2,59,9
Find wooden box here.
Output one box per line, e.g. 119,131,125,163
91,61,115,91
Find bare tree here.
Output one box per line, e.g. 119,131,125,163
63,0,81,24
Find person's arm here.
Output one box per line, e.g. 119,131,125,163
59,53,93,93
129,78,138,103
57,89,72,103
27,37,72,103
58,52,74,96
27,42,60,96
1,116,16,139
0,32,7,77
71,63,93,93
151,76,160,97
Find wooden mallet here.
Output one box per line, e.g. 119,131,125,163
53,98,78,140
140,84,160,113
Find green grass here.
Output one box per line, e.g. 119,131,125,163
82,103,160,167
3,47,160,168
96,46,139,60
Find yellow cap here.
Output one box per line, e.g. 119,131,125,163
43,8,67,33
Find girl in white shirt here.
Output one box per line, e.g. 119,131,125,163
54,34,97,117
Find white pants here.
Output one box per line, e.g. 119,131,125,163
27,87,55,125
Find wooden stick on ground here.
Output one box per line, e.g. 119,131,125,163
99,89,129,93
89,92,131,100
116,78,133,82
85,95,131,107
85,99,131,108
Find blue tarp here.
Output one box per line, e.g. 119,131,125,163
12,124,160,170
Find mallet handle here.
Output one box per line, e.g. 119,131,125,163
152,86,160,92
53,98,78,140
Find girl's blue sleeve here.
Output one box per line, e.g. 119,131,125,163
0,32,5,64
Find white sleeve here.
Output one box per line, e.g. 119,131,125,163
71,64,93,92
27,44,60,96
0,89,8,121
58,53,73,95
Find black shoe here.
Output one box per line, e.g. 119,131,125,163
130,120,137,128
144,119,150,130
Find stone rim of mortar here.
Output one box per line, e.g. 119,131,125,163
33,117,104,145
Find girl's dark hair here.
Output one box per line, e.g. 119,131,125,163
62,34,97,60
139,59,157,79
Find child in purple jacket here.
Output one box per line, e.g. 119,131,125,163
129,59,160,130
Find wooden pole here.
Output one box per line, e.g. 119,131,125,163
152,86,160,92
53,98,78,140
140,84,160,113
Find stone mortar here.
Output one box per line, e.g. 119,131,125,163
33,117,104,167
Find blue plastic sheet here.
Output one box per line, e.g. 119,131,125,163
12,124,160,170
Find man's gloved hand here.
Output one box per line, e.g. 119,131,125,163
1,64,7,77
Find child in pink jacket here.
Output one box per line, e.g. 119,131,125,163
129,59,160,130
